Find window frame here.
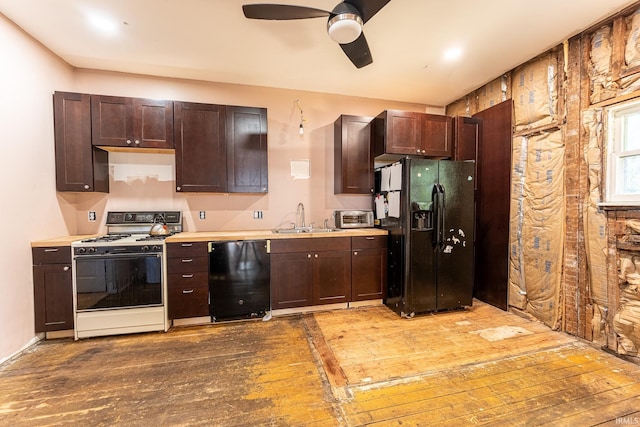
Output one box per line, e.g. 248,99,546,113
604,100,640,206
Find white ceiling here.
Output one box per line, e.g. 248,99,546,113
1,0,637,106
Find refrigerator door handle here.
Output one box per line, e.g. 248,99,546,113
438,183,446,251
432,184,440,247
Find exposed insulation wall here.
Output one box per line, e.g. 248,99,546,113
621,9,640,94
512,53,559,132
509,130,565,328
446,96,470,118
477,76,509,112
582,109,609,343
589,26,617,104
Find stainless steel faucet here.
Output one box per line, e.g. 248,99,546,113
296,203,305,229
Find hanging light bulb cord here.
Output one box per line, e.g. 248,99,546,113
296,99,304,135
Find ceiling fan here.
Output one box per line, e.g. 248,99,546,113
242,1,391,68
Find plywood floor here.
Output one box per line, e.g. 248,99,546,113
1,301,640,426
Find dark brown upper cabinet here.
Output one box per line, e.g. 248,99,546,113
373,110,452,159
174,102,268,193
53,91,108,192
226,106,268,193
334,115,374,194
174,101,227,193
91,95,174,149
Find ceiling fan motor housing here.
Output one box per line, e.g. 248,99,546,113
327,3,363,44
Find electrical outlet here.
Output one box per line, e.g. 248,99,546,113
199,211,206,220
88,211,96,222
253,210,263,219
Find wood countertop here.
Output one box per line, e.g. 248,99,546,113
31,235,101,247
30,229,387,247
166,228,387,243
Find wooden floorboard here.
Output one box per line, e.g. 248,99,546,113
1,300,640,426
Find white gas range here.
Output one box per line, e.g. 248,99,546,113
71,211,182,339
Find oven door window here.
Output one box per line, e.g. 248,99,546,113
75,254,162,311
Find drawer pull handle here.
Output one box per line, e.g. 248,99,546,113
44,248,59,252
365,237,375,240
182,259,193,263
182,289,194,294
182,274,194,278
63,266,70,271
181,243,193,247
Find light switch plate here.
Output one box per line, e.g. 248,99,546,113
199,211,206,220
88,211,96,222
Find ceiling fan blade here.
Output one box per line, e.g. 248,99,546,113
242,4,331,20
344,0,391,24
340,32,373,68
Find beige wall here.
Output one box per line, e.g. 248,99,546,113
0,15,441,362
0,14,76,362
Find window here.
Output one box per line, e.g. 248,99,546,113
605,100,640,205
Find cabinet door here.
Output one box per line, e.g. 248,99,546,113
384,110,421,155
420,114,452,157
174,101,227,192
91,96,173,149
226,106,268,193
91,95,134,147
133,98,174,149
271,253,313,309
312,251,351,305
334,115,373,194
351,248,387,301
53,91,109,192
33,264,73,332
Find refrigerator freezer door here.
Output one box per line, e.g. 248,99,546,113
409,229,437,314
436,161,475,310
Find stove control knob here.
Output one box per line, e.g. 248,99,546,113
76,247,86,254
87,247,97,253
152,245,162,252
141,245,150,252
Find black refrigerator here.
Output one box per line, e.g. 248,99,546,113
374,158,475,317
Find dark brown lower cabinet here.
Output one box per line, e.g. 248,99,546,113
270,237,351,310
166,242,209,319
351,236,387,301
32,247,74,332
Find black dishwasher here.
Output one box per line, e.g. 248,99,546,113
208,240,270,321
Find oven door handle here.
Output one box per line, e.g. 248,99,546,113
74,253,162,259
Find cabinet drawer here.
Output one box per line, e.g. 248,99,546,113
32,246,71,265
168,287,209,319
270,237,351,254
166,242,208,258
167,272,208,290
166,256,208,274
352,235,387,249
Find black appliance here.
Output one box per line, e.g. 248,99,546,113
374,158,475,316
209,240,270,321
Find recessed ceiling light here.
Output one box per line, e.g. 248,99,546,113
444,47,463,61
88,14,118,34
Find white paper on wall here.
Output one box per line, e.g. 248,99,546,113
381,167,391,192
375,194,386,219
291,160,310,180
388,191,401,218
390,163,403,191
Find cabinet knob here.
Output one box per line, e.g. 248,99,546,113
176,186,181,191
307,254,312,258
416,149,421,153
354,251,358,256
421,150,426,154
83,184,90,190
314,254,318,258
63,266,70,271
134,139,140,145
126,139,132,145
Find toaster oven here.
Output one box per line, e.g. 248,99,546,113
333,210,374,229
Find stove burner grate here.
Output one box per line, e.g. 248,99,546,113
80,234,132,243
136,234,172,242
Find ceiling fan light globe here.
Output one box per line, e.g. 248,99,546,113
327,13,363,44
